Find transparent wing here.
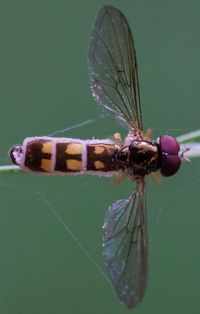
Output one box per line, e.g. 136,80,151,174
103,179,147,308
88,6,142,131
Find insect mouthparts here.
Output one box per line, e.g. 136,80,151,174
179,147,191,162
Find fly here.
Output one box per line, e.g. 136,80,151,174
9,6,185,308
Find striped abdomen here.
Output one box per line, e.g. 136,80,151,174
10,137,120,176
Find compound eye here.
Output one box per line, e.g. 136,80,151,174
160,155,181,176
159,135,180,155
159,135,181,176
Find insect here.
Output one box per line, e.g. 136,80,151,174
9,6,185,309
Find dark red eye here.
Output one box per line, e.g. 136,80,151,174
160,135,180,155
160,155,181,176
159,135,181,176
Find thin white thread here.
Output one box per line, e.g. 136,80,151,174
33,191,111,286
48,115,104,137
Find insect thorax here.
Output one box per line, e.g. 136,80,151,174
116,140,160,176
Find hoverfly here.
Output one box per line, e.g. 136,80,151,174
9,6,184,309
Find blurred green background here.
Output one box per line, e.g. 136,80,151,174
0,0,200,313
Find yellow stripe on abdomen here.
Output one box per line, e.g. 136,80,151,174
65,143,82,155
25,139,53,172
55,142,83,172
86,143,117,171
41,158,53,172
42,141,53,154
66,159,82,171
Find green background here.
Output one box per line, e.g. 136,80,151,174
0,0,200,313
